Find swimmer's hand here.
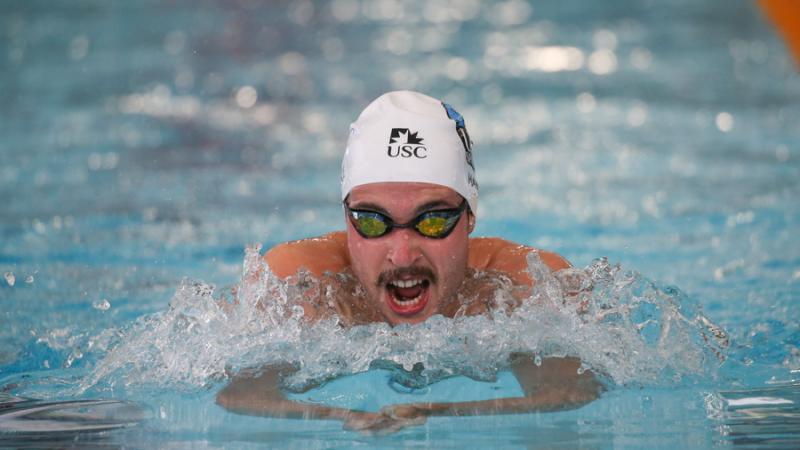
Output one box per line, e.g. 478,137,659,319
342,406,427,435
350,356,602,429
342,359,602,436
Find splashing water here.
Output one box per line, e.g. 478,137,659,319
92,299,111,311
76,246,728,395
4,272,15,287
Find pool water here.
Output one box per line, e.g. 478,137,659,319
2,0,799,448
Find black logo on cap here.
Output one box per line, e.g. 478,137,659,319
389,128,424,144
387,128,427,158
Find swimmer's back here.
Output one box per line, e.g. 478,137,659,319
264,232,570,286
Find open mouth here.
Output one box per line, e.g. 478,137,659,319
385,278,431,316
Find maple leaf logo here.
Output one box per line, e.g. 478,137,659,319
406,131,424,144
389,128,424,144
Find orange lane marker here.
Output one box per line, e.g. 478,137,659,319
758,0,800,68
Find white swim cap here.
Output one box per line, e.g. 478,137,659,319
341,90,479,213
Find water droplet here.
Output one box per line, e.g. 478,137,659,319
4,272,14,287
715,112,734,132
64,349,85,368
33,219,47,234
588,49,618,75
93,299,111,310
593,29,618,50
235,86,258,109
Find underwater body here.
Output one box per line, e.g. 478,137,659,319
1,0,799,448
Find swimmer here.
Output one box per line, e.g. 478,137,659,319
216,91,602,434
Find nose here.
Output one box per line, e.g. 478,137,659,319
386,229,422,267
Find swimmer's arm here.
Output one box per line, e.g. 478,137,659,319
375,356,601,421
217,358,601,435
215,364,373,422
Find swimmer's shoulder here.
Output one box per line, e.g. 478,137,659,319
263,231,350,279
468,237,570,285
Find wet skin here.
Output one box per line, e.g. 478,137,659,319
344,183,472,325
262,182,572,325
217,182,600,434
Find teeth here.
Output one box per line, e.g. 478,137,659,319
390,279,423,288
399,295,420,305
393,293,422,305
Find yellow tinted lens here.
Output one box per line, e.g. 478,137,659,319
416,217,449,237
356,216,388,237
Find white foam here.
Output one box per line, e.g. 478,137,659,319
726,396,794,407
77,245,729,394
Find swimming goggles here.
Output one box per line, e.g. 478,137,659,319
344,200,468,239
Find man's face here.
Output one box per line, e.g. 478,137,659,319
345,182,473,325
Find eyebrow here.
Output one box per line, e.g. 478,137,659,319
413,200,460,214
347,199,461,217
347,202,390,215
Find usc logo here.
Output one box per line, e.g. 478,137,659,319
387,128,427,159
387,145,428,158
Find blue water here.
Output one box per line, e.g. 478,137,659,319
2,0,799,448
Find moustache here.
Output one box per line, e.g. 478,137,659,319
376,267,437,288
